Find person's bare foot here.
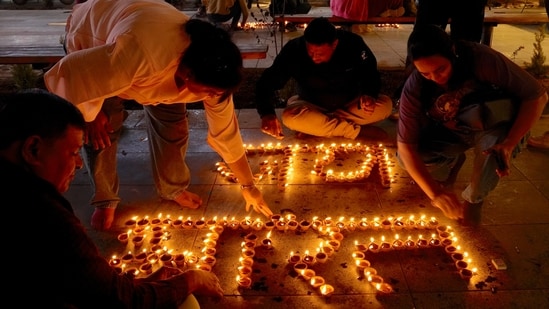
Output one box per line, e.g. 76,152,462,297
173,190,203,209
91,207,116,230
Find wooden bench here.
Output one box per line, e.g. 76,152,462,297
0,44,269,65
274,7,549,46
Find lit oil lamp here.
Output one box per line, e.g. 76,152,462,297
240,217,252,230
358,218,369,230
238,265,253,277
347,217,357,232
194,217,206,229
381,217,392,230
236,275,252,288
315,248,328,263
182,217,194,229
417,234,429,248
228,217,240,230
429,233,441,247
404,236,416,249
375,283,393,294
239,256,254,268
251,218,264,231
368,237,380,253
300,268,316,281
302,250,316,266
310,276,325,288
299,219,312,231
355,240,368,252
392,234,404,250
320,284,334,297
288,251,301,264
379,236,392,252
171,216,183,228
393,217,405,230
261,231,273,249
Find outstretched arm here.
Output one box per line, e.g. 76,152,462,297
227,153,274,217
397,141,463,220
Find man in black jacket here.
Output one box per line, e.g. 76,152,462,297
256,17,392,140
1,91,223,308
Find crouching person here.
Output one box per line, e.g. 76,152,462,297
397,25,548,225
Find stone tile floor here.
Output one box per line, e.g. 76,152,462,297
64,108,549,309
1,3,548,308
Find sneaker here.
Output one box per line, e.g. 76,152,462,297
527,131,549,149
459,201,483,227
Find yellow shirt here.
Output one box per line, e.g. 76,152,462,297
44,0,245,163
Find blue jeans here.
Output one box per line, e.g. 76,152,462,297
83,99,190,209
399,123,518,204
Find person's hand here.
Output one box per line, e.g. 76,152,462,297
241,185,273,217
261,114,284,140
430,191,464,220
359,95,376,116
86,110,114,150
482,144,512,177
182,269,224,299
91,207,115,230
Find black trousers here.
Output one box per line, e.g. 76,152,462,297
415,0,488,43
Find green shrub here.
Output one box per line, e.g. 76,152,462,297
10,64,39,90
524,24,548,78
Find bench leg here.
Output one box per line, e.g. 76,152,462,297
481,24,496,46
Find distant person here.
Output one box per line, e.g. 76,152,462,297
397,25,548,224
1,90,224,308
414,0,488,43
204,0,249,30
331,0,405,21
269,0,311,15
255,17,392,141
45,0,273,231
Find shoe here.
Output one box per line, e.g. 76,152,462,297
527,131,549,149
459,201,483,227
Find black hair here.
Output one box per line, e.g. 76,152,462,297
304,17,337,45
0,89,86,150
179,19,243,100
407,24,456,62
409,24,476,90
